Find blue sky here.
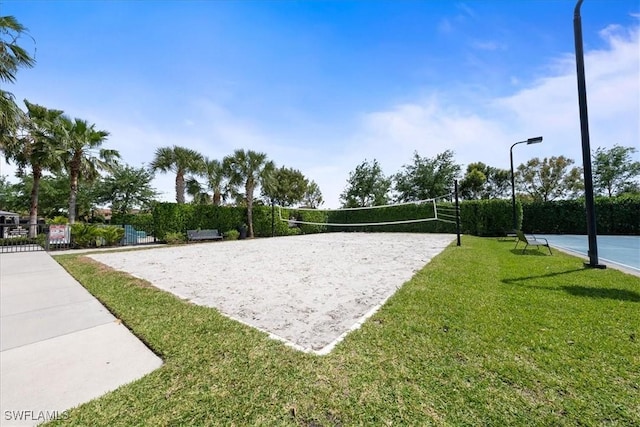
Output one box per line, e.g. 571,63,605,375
1,0,638,208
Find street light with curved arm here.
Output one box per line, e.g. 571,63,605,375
510,136,543,231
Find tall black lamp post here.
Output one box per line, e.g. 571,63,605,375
510,136,543,231
574,0,605,269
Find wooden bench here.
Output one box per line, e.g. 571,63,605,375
186,229,224,242
515,230,552,255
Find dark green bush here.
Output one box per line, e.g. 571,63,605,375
97,226,126,246
69,223,128,247
70,223,98,248
164,231,186,245
224,229,240,240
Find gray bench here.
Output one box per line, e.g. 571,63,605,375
515,230,552,255
187,229,223,242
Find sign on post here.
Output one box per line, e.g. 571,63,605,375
49,224,71,245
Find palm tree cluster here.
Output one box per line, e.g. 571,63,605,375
2,15,322,239
150,146,322,238
1,100,120,235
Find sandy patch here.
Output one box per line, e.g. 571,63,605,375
89,232,455,354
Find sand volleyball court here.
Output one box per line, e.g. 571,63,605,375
89,232,455,354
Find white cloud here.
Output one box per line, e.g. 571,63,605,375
3,22,637,212
340,23,639,206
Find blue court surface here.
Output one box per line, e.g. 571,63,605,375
536,234,640,273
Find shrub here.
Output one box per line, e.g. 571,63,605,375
164,232,186,245
47,216,68,225
97,226,125,246
224,229,240,240
71,223,100,248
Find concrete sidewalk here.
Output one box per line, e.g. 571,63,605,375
0,251,162,426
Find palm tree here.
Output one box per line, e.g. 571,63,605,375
185,177,211,205
150,146,204,204
185,157,227,206
2,100,64,236
0,15,35,83
1,15,35,148
201,157,227,206
0,91,25,150
59,117,120,223
223,149,274,238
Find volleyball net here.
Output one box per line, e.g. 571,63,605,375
276,192,460,232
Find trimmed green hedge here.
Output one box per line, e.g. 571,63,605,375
150,201,514,239
133,196,639,242
522,195,640,235
111,213,155,235
151,203,246,240
460,199,518,237
149,196,640,239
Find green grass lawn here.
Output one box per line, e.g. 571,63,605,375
50,236,639,426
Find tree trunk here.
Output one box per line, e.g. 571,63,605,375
246,183,254,238
69,170,79,224
29,165,41,238
213,191,221,206
176,172,185,204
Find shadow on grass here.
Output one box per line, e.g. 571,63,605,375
503,268,640,302
561,285,640,302
502,268,584,284
509,249,550,256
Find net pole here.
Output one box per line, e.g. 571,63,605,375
455,180,461,246
271,200,275,237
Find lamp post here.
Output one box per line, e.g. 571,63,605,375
510,136,543,231
574,0,605,269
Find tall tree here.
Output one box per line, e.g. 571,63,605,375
261,166,309,207
394,150,461,202
96,164,158,216
340,159,391,208
485,167,511,199
460,162,511,199
0,15,35,146
150,146,204,204
302,180,324,208
2,100,64,236
593,145,640,197
59,117,120,223
516,156,583,202
459,162,487,200
0,174,23,212
223,149,274,238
